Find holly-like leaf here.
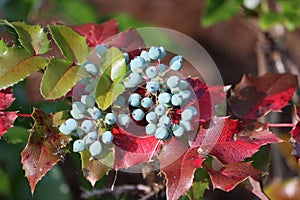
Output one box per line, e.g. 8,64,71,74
1,20,50,54
103,28,145,58
72,19,118,47
112,127,161,169
207,162,268,200
80,149,110,186
187,78,226,121
0,111,18,138
0,46,48,90
159,138,206,200
21,108,71,194
95,47,126,110
0,88,15,110
229,73,298,120
49,25,89,64
193,117,281,164
40,58,82,99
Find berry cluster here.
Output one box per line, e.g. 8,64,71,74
117,46,198,140
59,44,199,158
59,46,116,157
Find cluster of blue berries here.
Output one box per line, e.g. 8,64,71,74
59,45,116,158
118,46,198,140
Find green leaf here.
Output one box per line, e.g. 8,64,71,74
0,46,48,90
0,40,7,55
202,0,241,27
80,149,110,186
41,58,82,99
258,12,281,30
3,126,29,144
95,47,127,110
49,25,89,64
1,20,50,54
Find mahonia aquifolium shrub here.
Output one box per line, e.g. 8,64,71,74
59,45,199,158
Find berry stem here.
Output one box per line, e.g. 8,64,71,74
17,113,32,118
148,139,162,163
267,123,295,128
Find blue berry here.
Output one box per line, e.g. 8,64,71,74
128,72,142,85
128,93,142,107
179,90,191,99
159,64,167,73
146,81,160,93
87,107,102,120
167,75,180,88
149,46,161,60
172,124,185,137
132,109,145,121
101,131,114,144
72,102,86,114
180,120,192,131
158,46,166,60
158,92,171,104
146,123,157,135
140,50,151,63
59,123,72,135
87,131,98,141
89,141,102,156
85,83,95,93
81,95,95,108
141,97,153,108
155,127,170,140
83,62,99,75
59,119,78,134
185,106,198,116
81,120,94,132
181,108,194,121
178,80,189,90
130,56,146,73
105,113,116,125
70,109,85,119
155,104,167,116
145,66,158,79
123,77,136,88
159,115,171,128
73,140,85,152
171,94,184,106
146,111,158,123
118,114,131,127
169,55,183,71
96,44,108,57
115,95,125,107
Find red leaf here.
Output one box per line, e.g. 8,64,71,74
230,73,298,120
112,127,161,169
0,88,15,110
187,78,226,121
21,109,71,194
72,19,118,47
207,162,268,200
192,117,281,164
103,28,145,58
159,138,206,200
0,111,18,138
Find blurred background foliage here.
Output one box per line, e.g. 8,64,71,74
1,0,300,199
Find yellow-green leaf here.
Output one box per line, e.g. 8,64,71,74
41,58,81,99
49,25,89,64
0,46,48,90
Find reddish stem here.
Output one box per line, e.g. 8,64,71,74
17,113,32,118
267,123,295,128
